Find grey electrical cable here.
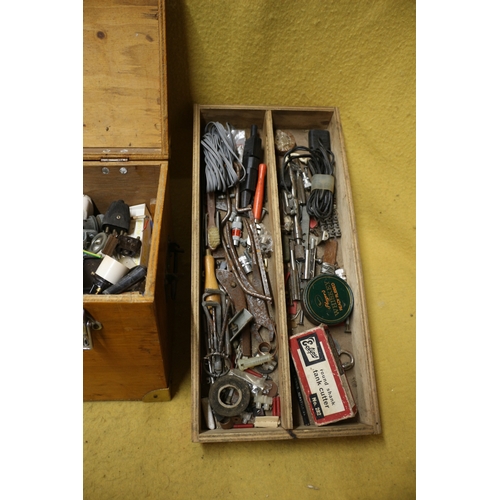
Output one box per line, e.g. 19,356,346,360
202,122,242,193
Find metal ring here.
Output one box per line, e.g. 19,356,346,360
257,342,277,356
339,350,355,371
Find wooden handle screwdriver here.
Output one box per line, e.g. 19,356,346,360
252,163,267,222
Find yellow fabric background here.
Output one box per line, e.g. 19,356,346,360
84,1,416,498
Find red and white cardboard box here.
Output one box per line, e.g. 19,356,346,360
290,325,357,426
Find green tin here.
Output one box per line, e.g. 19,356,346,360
302,274,354,326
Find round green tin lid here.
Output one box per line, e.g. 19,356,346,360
302,274,354,326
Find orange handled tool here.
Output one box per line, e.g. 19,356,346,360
204,249,220,304
252,163,267,222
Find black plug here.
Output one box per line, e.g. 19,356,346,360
308,129,331,151
102,200,130,234
239,125,262,208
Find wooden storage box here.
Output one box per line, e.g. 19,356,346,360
191,105,381,441
83,0,171,402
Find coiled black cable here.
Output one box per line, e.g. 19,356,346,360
281,143,336,221
306,143,335,221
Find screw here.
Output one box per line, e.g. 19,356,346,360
120,167,128,174
102,167,110,174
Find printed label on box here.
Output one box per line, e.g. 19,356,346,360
297,332,326,366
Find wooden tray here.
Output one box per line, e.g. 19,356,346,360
191,105,381,441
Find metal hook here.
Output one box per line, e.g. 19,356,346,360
339,350,355,371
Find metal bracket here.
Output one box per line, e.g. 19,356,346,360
142,387,172,402
83,309,102,350
228,309,254,342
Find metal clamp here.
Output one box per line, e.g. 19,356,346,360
83,309,102,350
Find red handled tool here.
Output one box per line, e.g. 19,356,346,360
252,163,267,222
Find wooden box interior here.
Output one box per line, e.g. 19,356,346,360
83,161,168,299
83,161,170,401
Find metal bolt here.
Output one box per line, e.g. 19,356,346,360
119,167,128,174
102,167,110,174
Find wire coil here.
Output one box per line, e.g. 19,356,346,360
202,122,242,193
281,144,336,221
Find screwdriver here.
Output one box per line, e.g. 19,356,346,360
252,163,267,223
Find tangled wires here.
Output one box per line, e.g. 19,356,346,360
281,143,336,221
305,143,335,221
201,122,242,193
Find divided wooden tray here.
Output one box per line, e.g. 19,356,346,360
191,105,381,441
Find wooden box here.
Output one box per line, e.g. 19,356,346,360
83,0,171,402
191,105,381,441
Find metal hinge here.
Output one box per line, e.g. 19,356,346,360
83,309,102,350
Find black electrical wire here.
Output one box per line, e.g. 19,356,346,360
201,122,242,193
280,146,314,192
281,144,336,221
306,143,335,221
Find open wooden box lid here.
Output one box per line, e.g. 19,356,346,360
83,0,168,161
